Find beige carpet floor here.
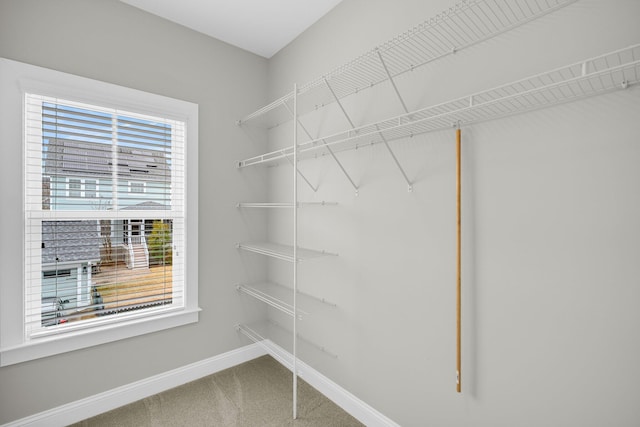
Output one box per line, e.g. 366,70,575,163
70,355,364,426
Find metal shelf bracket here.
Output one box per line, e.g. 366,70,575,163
375,50,414,192
283,103,359,194
284,156,318,192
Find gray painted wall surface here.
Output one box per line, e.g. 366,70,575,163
266,0,640,426
1,0,640,426
0,0,268,423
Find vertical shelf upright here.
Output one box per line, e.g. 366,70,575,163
235,82,338,418
291,83,298,419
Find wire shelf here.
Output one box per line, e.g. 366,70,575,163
235,323,292,368
237,283,305,318
237,241,338,262
236,320,338,360
236,202,338,208
238,44,640,167
237,281,337,319
237,0,578,128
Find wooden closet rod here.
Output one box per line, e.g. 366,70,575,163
456,127,462,393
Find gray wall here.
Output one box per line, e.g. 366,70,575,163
1,0,640,426
266,0,640,426
0,0,268,423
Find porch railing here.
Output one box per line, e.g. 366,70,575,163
125,235,149,269
128,235,144,245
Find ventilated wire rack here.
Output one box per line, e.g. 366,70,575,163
238,44,640,167
236,241,337,262
236,320,338,361
238,0,578,128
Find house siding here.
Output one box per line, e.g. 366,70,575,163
44,138,171,211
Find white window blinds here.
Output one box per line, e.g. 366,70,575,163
24,94,185,337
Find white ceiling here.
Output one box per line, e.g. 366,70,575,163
120,0,344,58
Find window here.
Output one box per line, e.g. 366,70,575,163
66,178,99,199
68,178,82,198
0,58,199,366
43,269,72,278
84,179,97,198
28,96,184,332
129,181,145,194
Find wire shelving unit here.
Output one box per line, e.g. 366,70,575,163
237,241,337,263
238,44,640,168
237,0,578,129
232,0,603,418
237,201,338,208
236,282,337,319
236,320,338,363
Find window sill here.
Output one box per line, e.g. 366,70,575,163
0,307,201,367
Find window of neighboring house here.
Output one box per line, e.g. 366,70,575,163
67,179,99,198
68,178,82,198
0,58,199,367
43,269,72,278
129,181,145,194
84,179,97,198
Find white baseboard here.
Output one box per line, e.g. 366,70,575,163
3,343,267,427
299,359,400,427
4,340,398,427
260,339,401,427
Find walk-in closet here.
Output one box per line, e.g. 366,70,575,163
1,1,639,426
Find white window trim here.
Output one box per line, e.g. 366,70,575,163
0,58,200,367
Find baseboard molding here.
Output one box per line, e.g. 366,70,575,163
261,339,401,427
298,359,400,427
3,343,267,427
4,340,399,427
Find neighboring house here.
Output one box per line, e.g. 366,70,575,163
43,138,171,271
41,220,100,325
43,137,171,212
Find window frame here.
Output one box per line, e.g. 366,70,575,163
0,58,200,367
